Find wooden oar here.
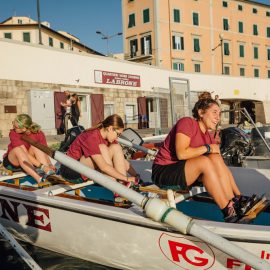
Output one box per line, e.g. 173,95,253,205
21,135,270,270
0,222,41,270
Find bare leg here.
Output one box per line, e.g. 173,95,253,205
207,154,237,198
185,155,231,209
8,146,41,182
28,146,55,173
107,144,127,175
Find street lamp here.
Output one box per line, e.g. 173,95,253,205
96,31,122,56
212,34,224,75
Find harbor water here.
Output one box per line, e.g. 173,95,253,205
0,239,117,270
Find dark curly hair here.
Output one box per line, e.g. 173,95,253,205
192,98,219,120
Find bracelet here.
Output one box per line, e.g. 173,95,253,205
204,144,211,154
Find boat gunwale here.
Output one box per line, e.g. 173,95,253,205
0,184,270,244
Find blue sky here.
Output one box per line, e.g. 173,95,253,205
1,0,270,55
0,0,123,55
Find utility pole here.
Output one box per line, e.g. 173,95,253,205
36,0,42,45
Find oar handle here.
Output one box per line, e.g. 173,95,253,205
22,135,55,158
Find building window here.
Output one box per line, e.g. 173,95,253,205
4,33,12,39
224,42,230,55
194,63,201,73
267,27,270,38
224,66,230,75
172,35,184,50
253,8,257,14
104,103,114,118
193,12,199,26
253,24,258,35
130,39,138,57
49,37,53,47
267,11,270,17
254,47,259,59
239,44,245,57
173,62,184,71
173,9,180,23
222,1,228,7
18,19,23,24
223,18,229,31
268,70,270,78
128,13,135,28
240,67,245,76
125,103,137,123
254,68,259,78
238,21,243,33
238,5,243,11
141,35,152,55
267,48,270,60
60,42,64,49
23,32,30,42
193,38,200,52
143,8,150,23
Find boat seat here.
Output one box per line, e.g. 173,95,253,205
0,171,27,184
139,184,206,208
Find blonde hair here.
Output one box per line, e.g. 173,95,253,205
15,114,41,133
86,114,124,131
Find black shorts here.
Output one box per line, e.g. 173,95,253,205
59,164,83,183
3,156,22,172
152,161,187,190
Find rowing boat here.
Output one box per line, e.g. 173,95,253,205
0,151,270,269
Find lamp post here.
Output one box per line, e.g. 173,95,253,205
96,31,122,56
212,34,224,74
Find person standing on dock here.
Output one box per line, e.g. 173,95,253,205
152,97,255,223
2,114,55,183
70,93,82,126
60,114,138,186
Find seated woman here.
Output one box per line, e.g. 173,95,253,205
152,98,251,223
3,114,55,183
60,114,138,185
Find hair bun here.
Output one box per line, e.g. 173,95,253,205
198,91,212,100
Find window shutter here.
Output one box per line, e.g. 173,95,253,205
148,35,152,54
172,36,176,49
194,38,200,52
143,9,150,23
174,9,180,23
181,37,184,50
240,45,244,57
141,37,145,55
267,27,270,38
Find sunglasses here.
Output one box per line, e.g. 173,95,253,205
113,129,122,138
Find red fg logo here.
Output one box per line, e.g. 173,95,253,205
159,233,215,269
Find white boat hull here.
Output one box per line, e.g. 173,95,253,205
0,185,270,270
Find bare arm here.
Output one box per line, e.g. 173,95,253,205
175,132,220,160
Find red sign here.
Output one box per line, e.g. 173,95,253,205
94,70,141,87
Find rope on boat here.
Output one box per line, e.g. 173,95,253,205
0,222,42,270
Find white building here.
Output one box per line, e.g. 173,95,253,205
0,38,270,137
